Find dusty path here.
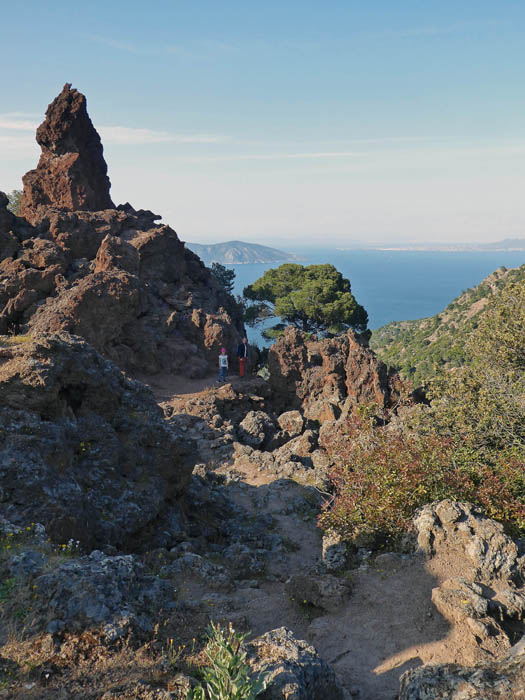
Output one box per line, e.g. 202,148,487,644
213,461,467,700
134,372,220,400
143,374,496,700
134,370,252,402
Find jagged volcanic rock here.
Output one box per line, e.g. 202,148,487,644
248,627,347,699
19,83,114,221
0,333,195,549
0,88,246,376
268,326,395,421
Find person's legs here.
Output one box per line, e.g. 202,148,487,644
217,366,225,382
239,357,247,377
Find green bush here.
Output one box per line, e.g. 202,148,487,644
187,622,266,700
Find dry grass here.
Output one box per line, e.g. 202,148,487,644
0,608,211,699
0,334,32,347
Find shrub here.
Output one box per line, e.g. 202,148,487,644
319,414,524,544
187,622,266,700
322,279,525,544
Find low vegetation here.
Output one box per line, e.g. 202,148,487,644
211,262,236,295
321,280,525,543
6,190,22,216
188,622,266,700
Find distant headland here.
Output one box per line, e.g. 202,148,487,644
185,240,300,265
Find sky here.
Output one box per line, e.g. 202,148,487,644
2,0,525,247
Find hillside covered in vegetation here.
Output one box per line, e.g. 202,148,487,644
370,264,525,385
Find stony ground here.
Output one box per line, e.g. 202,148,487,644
151,372,519,700
0,371,521,699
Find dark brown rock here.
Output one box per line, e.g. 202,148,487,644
0,87,247,376
94,234,140,275
268,327,394,421
28,270,145,356
19,84,114,221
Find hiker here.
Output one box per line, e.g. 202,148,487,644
237,336,248,377
217,347,228,383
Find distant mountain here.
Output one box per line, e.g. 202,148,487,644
185,240,298,265
370,264,525,386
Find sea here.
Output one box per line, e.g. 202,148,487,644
225,249,525,347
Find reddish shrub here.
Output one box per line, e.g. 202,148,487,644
319,415,524,544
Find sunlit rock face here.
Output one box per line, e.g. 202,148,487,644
1,85,246,375
19,83,114,220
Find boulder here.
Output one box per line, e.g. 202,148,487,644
248,627,347,699
322,531,349,572
413,500,524,583
399,640,525,700
277,410,304,437
238,411,276,447
273,430,317,465
32,550,173,640
413,501,525,658
286,573,351,612
0,333,194,549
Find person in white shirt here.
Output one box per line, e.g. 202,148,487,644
217,347,228,383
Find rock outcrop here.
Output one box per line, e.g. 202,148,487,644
268,327,395,421
414,500,524,584
413,501,525,661
399,641,525,700
248,627,347,699
19,84,114,221
0,333,194,549
0,88,246,376
32,549,172,640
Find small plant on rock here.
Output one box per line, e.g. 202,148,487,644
187,621,266,700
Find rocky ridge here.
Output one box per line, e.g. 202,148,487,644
0,84,246,376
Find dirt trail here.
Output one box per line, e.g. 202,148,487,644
145,373,494,700
133,372,220,400
214,461,471,700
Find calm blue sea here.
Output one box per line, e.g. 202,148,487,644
226,250,525,347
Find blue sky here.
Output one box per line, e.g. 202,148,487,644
2,1,525,245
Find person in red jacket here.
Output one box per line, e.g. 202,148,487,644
236,336,248,377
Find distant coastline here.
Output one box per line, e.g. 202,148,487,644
337,238,525,253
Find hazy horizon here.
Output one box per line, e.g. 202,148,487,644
2,1,525,246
